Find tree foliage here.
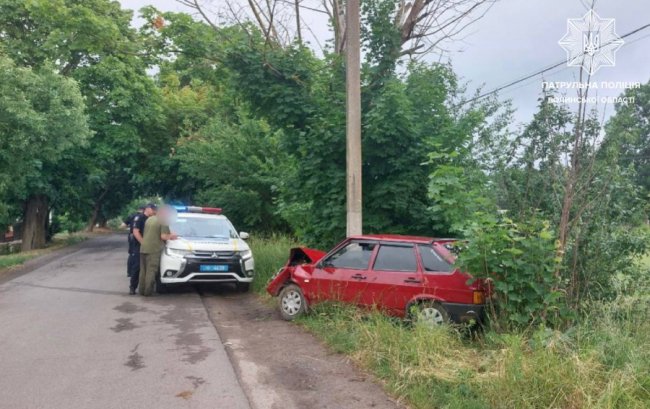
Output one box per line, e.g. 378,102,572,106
0,54,90,247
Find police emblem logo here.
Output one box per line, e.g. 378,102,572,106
559,9,624,75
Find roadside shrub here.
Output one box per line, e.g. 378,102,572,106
51,212,86,234
456,212,568,329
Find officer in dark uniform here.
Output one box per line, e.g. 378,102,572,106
125,206,144,278
130,204,156,295
124,206,144,230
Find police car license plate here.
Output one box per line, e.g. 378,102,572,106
200,264,228,272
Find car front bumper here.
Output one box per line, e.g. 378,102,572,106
160,252,254,284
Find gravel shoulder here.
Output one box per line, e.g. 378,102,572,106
200,288,405,409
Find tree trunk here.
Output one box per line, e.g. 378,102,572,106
87,202,101,232
21,195,49,251
87,190,109,232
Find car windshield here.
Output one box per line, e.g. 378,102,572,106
171,216,238,239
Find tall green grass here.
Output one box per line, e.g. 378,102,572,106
299,301,650,409
248,234,299,293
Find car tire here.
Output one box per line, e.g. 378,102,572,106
410,301,449,327
155,274,168,294
278,284,307,321
237,282,251,293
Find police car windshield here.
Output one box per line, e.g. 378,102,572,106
171,216,237,239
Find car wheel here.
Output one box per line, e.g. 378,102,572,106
410,301,449,327
237,282,250,293
155,274,168,294
278,284,307,321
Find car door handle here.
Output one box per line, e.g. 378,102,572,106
351,274,367,280
404,277,422,284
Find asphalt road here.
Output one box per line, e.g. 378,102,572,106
0,235,250,409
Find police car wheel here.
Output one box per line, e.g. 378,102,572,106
155,274,168,294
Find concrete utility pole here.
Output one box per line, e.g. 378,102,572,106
346,0,362,236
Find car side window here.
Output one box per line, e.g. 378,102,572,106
373,245,417,272
323,242,376,270
418,245,453,273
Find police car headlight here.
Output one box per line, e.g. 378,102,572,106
239,250,252,260
165,247,192,258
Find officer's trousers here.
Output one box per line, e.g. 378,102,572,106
139,252,160,296
128,252,140,290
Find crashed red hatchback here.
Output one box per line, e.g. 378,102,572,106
267,235,489,326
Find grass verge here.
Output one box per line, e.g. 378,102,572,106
249,237,650,409
299,302,650,409
0,233,87,271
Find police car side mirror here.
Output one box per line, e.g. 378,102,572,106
239,232,250,240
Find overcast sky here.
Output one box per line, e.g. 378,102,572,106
119,0,650,126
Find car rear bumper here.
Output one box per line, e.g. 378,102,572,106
440,302,486,324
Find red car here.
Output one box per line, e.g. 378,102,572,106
267,235,489,326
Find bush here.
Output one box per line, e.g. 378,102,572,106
456,212,568,329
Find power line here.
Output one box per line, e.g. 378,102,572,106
455,22,650,108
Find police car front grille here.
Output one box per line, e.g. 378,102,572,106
191,250,237,259
179,257,246,278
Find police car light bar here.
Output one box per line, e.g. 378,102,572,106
201,207,222,214
172,205,222,214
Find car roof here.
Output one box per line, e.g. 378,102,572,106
348,234,456,244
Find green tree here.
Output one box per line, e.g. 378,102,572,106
0,0,166,242
603,82,650,222
0,54,90,249
175,112,291,232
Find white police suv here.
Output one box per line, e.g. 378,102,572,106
158,206,254,292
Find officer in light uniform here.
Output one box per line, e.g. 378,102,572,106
138,205,177,296
130,204,156,295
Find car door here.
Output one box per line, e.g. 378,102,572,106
417,244,468,303
308,240,377,305
368,243,423,313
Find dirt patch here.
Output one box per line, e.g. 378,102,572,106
201,288,404,409
176,390,193,400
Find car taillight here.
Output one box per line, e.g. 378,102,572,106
473,291,484,305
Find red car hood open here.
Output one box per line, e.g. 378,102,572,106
266,247,327,296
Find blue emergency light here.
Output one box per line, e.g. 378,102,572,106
172,205,222,214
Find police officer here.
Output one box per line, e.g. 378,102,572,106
124,206,144,278
129,204,156,295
